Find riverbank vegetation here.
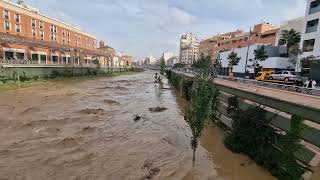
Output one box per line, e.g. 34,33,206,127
224,96,307,180
167,67,309,180
171,55,220,163
0,67,142,91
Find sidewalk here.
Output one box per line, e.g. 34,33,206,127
214,78,320,110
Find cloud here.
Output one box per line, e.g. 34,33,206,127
21,0,306,60
169,7,197,25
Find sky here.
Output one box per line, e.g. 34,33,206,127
21,0,306,60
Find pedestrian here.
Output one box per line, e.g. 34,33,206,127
155,73,158,81
306,78,313,89
311,79,317,89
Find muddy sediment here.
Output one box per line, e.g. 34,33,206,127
0,71,289,180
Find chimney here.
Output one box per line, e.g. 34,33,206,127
17,0,25,6
99,41,105,48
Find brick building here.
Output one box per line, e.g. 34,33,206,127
97,40,116,66
0,0,115,66
120,55,134,66
199,23,279,64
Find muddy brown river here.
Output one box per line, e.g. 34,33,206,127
0,71,277,180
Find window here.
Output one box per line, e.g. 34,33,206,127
15,24,21,33
310,1,320,15
3,10,9,20
50,25,57,33
5,21,11,31
39,21,44,29
15,14,20,23
306,19,319,33
67,30,70,37
303,39,315,52
32,28,36,37
51,33,57,41
31,19,36,27
40,31,44,39
62,29,65,36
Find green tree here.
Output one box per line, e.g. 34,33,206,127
227,52,241,73
253,45,268,77
186,55,219,164
160,57,166,75
280,29,301,56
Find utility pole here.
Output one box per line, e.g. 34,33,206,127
244,27,252,79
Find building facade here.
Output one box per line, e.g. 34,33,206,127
166,56,179,67
199,23,279,64
120,55,134,66
162,51,174,62
144,56,156,65
179,32,199,65
97,40,115,66
299,0,320,82
0,0,122,67
275,17,304,46
219,44,295,78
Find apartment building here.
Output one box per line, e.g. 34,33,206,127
179,32,199,65
299,0,320,82
0,0,113,66
199,23,279,64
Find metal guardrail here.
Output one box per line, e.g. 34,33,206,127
217,75,320,96
172,69,320,97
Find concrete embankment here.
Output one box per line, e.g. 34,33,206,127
0,65,141,84
167,70,320,180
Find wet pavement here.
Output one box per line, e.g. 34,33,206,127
0,71,276,180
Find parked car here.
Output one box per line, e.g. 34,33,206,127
268,71,302,83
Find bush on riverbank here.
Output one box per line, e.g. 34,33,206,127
167,70,194,101
224,96,306,180
0,67,139,85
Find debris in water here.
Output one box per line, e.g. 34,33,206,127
65,92,79,96
148,107,168,113
103,100,120,105
80,108,105,115
141,160,161,180
134,115,141,122
57,137,79,148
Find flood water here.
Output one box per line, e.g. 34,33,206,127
0,70,276,179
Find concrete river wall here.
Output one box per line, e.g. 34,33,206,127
168,70,320,179
0,65,136,83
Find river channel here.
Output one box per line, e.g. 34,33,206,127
0,71,276,179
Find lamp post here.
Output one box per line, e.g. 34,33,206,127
244,27,252,79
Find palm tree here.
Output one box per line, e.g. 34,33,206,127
253,45,268,77
227,52,241,73
280,29,301,56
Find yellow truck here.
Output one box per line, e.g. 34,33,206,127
256,70,275,81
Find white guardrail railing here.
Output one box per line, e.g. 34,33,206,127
172,69,320,97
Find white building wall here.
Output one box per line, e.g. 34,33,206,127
219,45,294,74
299,0,320,71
